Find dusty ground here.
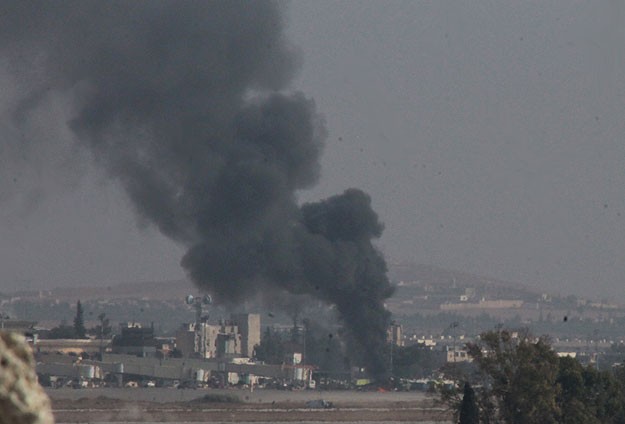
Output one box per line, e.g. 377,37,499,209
48,388,452,423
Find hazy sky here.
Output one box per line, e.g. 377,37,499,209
1,1,625,302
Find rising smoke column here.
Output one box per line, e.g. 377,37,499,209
298,189,394,376
0,1,393,376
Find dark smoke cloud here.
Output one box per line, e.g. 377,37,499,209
0,1,393,377
298,189,394,376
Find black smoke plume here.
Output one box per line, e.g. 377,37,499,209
0,1,393,377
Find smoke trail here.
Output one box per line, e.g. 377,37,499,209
0,1,393,376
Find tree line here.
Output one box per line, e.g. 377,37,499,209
445,329,625,424
46,300,112,340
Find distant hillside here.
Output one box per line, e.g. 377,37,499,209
7,264,544,303
388,263,541,297
8,279,197,302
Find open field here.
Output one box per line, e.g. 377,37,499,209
48,388,452,423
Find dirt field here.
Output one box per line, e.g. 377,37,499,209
48,388,452,423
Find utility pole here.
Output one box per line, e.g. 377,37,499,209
302,320,307,366
594,329,600,371
389,320,397,377
186,294,212,358
390,338,394,376
450,322,459,363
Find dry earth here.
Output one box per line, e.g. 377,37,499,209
48,388,452,423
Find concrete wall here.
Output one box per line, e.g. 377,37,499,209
33,339,110,354
39,351,310,384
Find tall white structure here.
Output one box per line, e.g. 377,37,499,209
175,322,241,359
232,313,261,358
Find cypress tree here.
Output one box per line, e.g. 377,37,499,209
73,300,86,339
459,382,479,424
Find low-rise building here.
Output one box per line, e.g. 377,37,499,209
176,313,260,359
111,323,157,357
446,348,471,363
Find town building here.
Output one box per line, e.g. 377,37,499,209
111,323,157,357
175,313,260,359
387,322,403,346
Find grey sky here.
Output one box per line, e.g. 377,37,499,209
288,1,625,301
1,1,625,302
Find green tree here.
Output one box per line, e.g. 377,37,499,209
556,356,600,424
90,312,112,338
466,329,560,424
459,382,479,424
443,329,560,423
73,300,86,339
88,312,113,359
581,365,625,423
47,324,76,339
442,329,625,423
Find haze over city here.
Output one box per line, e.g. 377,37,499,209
1,0,625,305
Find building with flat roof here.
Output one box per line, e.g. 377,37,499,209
176,313,260,359
111,323,157,357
